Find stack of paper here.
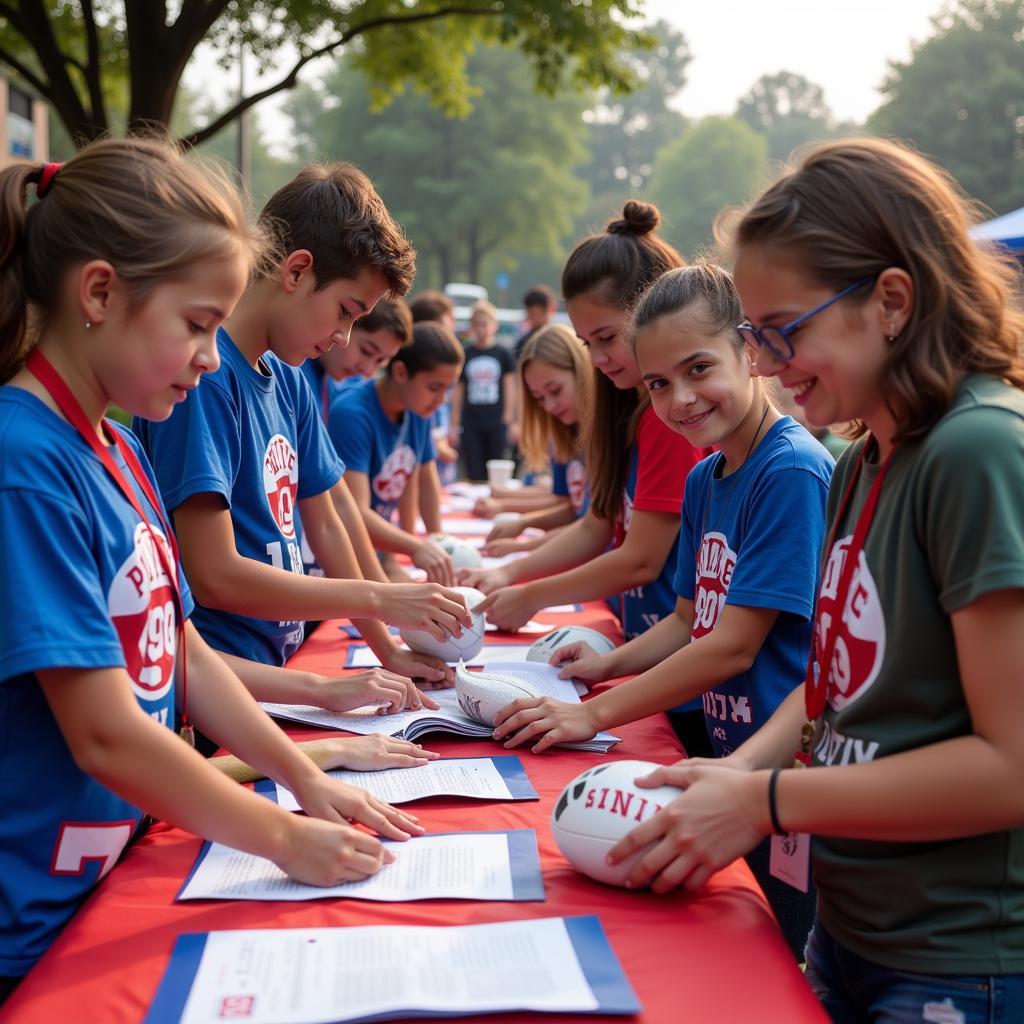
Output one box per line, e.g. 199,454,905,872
262,661,620,754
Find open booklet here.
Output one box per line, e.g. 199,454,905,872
262,661,620,754
145,915,641,1023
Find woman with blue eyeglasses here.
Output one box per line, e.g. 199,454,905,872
605,138,1024,1023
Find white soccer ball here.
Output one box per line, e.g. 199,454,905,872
399,586,486,663
550,760,679,887
527,626,617,665
454,661,541,727
431,533,482,570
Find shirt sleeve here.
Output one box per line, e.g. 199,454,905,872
290,368,344,499
632,408,703,516
725,466,830,620
328,396,375,476
0,489,126,679
673,462,709,600
137,377,242,512
916,404,1024,613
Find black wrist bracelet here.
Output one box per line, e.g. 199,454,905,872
768,768,786,836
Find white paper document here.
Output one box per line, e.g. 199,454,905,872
267,756,536,808
346,642,536,668
178,830,543,904
146,916,641,1024
261,661,619,752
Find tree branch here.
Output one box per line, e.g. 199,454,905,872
0,44,51,99
80,0,108,126
181,4,496,148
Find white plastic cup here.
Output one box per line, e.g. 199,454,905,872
486,459,515,488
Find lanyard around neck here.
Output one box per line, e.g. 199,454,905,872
25,349,193,741
794,439,893,766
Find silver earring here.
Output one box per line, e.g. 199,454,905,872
887,323,897,342
85,320,92,329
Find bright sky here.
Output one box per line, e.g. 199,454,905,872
644,0,947,123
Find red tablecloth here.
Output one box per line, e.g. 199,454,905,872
2,601,825,1023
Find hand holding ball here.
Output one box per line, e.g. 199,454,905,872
454,660,541,726
430,533,482,570
527,626,617,663
399,586,486,663
551,760,679,887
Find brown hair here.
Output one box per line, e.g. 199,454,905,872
0,135,264,384
562,200,685,520
389,321,464,378
519,323,593,472
409,290,454,323
630,262,743,348
357,296,413,345
721,137,1024,443
259,162,415,297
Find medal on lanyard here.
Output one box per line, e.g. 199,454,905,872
794,440,894,768
25,349,194,746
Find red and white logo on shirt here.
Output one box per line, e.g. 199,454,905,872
567,459,587,515
815,534,886,710
373,444,416,504
263,433,299,538
108,522,177,702
692,531,736,639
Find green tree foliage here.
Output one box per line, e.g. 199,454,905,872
0,0,646,148
289,44,590,289
868,0,1024,214
736,70,840,163
647,116,769,259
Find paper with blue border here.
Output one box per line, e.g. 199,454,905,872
254,755,536,807
144,915,640,1023
176,829,543,903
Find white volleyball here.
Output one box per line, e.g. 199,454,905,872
454,661,541,727
550,760,679,887
431,533,482,569
399,586,486,663
527,626,617,664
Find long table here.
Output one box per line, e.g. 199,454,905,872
2,586,825,1022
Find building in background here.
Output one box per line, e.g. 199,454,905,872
0,75,48,167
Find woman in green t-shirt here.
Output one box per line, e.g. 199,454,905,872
605,138,1024,1022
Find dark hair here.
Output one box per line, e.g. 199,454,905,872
523,284,556,309
562,200,686,520
357,296,413,345
408,289,455,323
630,262,743,350
389,321,464,377
0,136,265,384
259,162,415,296
721,137,1024,443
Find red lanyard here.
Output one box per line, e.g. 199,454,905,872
794,439,894,766
25,350,193,743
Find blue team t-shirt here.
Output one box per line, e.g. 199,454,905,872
134,328,343,665
327,378,436,522
674,417,834,756
0,389,193,975
551,454,589,519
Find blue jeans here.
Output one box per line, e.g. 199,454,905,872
804,920,1024,1023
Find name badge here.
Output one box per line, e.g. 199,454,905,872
769,831,810,892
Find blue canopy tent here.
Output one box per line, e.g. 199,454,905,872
972,206,1024,255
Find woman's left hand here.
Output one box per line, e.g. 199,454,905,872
381,646,454,689
607,763,770,893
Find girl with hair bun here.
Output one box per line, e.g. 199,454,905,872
606,138,1024,1020
0,138,422,998
464,200,711,758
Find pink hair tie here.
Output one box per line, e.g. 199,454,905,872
37,162,63,198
